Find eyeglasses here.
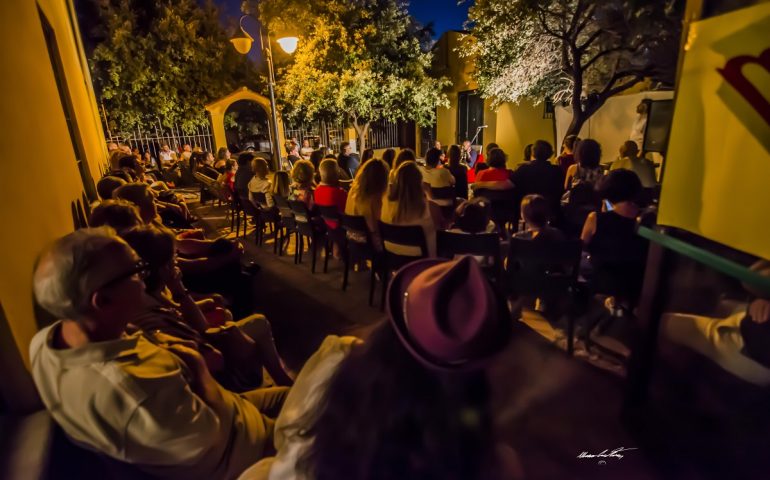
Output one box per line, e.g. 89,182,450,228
94,260,150,292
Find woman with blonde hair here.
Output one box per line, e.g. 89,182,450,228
345,159,389,250
248,157,274,207
381,161,438,257
289,159,316,208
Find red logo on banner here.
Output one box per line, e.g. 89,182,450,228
717,48,770,127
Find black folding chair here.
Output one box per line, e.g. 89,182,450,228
317,205,347,274
378,221,429,309
237,192,261,243
473,188,518,237
289,200,325,273
436,230,502,285
274,195,298,259
252,192,281,251
341,214,381,305
506,238,582,355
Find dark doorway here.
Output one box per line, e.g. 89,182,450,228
457,90,484,146
420,122,437,157
224,100,271,154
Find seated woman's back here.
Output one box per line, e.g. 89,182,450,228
381,162,437,257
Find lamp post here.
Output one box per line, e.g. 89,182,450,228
230,15,298,171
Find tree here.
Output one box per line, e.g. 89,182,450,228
465,0,683,138
79,0,261,135
255,0,450,152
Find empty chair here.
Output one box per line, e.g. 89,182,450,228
506,238,583,355
378,221,429,308
289,200,325,273
436,230,502,285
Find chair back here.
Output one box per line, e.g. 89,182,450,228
473,188,518,234
318,205,346,241
252,191,270,209
430,186,456,201
378,221,429,271
289,200,323,237
436,230,502,279
274,195,296,230
341,214,376,260
506,238,582,295
238,192,260,216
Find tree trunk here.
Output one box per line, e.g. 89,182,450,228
352,120,370,154
565,105,586,140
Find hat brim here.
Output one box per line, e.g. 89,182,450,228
387,258,511,371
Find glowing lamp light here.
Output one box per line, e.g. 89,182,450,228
230,27,254,55
276,36,299,54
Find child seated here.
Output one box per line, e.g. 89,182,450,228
513,194,564,242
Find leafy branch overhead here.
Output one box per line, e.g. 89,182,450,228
255,0,451,152
465,0,683,136
83,0,261,135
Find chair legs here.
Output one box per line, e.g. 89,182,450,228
310,236,319,274
323,238,331,274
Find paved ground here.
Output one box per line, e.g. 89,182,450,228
193,198,770,480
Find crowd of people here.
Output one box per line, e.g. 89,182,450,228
27,133,769,480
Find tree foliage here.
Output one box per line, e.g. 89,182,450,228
253,0,450,151
465,0,684,136
81,0,261,135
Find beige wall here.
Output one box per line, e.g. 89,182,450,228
494,100,554,168
0,0,105,410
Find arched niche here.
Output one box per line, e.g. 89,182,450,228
205,87,285,156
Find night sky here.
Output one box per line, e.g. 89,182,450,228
217,0,470,38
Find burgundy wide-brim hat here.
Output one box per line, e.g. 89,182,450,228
387,256,511,371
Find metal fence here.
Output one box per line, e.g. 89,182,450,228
283,119,348,153
367,119,400,150
104,120,215,160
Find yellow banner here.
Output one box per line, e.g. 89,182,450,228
659,3,770,260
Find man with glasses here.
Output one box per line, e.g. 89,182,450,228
29,228,287,478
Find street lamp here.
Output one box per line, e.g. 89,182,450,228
230,15,298,170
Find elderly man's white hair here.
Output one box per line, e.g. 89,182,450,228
33,227,128,320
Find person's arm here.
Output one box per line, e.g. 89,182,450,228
123,343,225,466
164,266,210,333
581,211,598,245
564,164,577,190
176,237,215,257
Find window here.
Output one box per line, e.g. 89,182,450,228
457,90,484,146
38,5,97,201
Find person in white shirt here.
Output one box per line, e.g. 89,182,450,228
300,139,314,160
29,228,288,480
420,147,455,207
248,157,274,208
158,144,178,169
629,100,649,152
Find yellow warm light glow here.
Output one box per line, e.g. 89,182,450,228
276,36,299,54
230,36,253,55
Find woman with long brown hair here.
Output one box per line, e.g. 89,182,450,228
381,161,438,256
344,159,389,250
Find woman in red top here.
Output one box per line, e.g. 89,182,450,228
473,148,514,191
314,159,348,230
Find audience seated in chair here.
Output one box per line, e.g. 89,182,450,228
446,144,469,200
381,161,439,257
513,194,565,242
472,147,514,192
29,228,289,479
581,168,649,307
121,224,293,389
420,147,455,207
96,175,127,200
610,140,657,188
564,138,604,193
248,158,274,208
344,159,389,252
289,160,316,209
511,140,563,213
